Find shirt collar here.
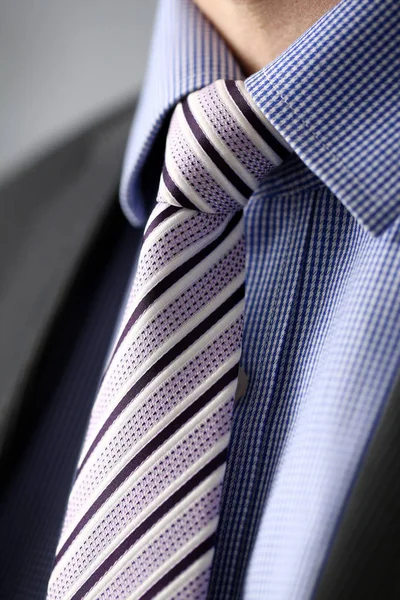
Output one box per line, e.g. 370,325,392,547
120,0,400,236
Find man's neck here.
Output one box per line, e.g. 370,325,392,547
194,0,340,74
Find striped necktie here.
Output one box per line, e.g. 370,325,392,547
47,80,291,600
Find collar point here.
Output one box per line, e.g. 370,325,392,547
346,200,400,238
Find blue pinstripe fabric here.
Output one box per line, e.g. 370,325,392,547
120,0,400,597
245,0,400,235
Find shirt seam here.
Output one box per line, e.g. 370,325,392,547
257,73,376,211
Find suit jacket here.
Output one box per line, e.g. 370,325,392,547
0,101,136,470
0,99,398,599
0,100,143,598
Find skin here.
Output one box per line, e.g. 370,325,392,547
193,0,341,74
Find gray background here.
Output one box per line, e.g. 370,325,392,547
0,0,158,184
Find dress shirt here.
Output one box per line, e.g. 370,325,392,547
120,0,400,598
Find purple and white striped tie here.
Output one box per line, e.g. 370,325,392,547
47,80,291,600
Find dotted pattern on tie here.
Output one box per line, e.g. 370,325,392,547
47,80,290,600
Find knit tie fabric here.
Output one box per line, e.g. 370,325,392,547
47,80,291,600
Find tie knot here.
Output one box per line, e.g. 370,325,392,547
157,79,291,214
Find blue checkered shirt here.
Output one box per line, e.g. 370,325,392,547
120,0,400,597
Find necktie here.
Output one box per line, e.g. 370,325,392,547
47,80,291,600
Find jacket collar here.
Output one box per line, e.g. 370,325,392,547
121,0,400,236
